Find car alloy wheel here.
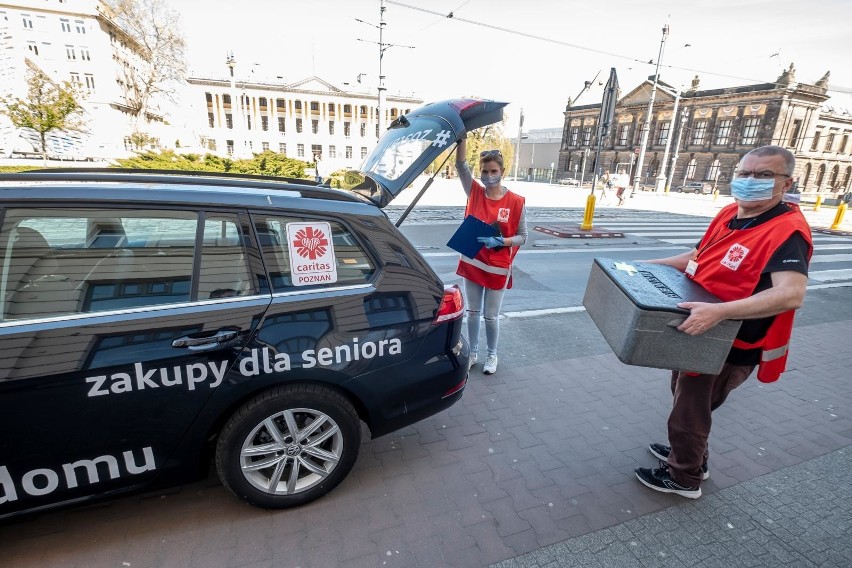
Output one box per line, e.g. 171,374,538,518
216,384,360,508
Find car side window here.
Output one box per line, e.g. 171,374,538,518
252,215,375,292
0,208,257,321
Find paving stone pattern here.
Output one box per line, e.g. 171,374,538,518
1,318,850,568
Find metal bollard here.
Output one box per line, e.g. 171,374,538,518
830,202,847,230
579,193,597,231
712,189,719,202
813,194,823,211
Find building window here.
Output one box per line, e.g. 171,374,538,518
788,119,801,147
329,145,336,158
714,119,733,145
343,104,352,113
277,98,285,110
22,14,34,29
686,158,697,180
294,100,302,111
310,101,319,111
279,143,286,155
811,131,821,151
741,117,761,145
692,120,707,145
79,47,90,61
344,121,351,137
246,116,251,130
278,117,285,133
26,41,38,55
840,134,849,154
617,125,629,145
361,147,368,159
84,74,95,90
69,72,80,85
311,119,319,134
345,146,353,159
707,158,721,181
815,164,826,190
297,144,305,157
208,113,214,128
75,19,85,33
65,45,76,60
60,18,71,32
656,122,670,145
329,122,335,135
226,114,233,129
360,123,366,137
261,116,269,131
222,94,231,104
226,140,234,155
262,142,269,151
581,127,592,146
296,118,303,133
825,132,835,152
311,144,322,158
569,127,579,145
328,104,335,116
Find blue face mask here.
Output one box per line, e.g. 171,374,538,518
480,173,502,187
730,177,777,202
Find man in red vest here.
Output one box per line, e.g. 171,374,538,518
635,145,813,499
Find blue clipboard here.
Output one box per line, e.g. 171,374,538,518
447,215,499,258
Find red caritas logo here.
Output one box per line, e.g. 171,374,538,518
292,227,329,259
720,243,750,270
497,208,510,223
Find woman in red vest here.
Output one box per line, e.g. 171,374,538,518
635,145,812,499
455,138,527,375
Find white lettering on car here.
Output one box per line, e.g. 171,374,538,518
82,338,402,398
0,447,155,505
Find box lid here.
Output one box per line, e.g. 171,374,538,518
592,257,723,314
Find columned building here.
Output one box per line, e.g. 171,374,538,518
185,75,422,171
559,66,852,198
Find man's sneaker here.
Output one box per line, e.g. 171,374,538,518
483,354,498,375
635,463,702,499
468,353,477,370
649,443,709,480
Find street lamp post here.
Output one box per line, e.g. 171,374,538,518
513,108,523,181
669,107,688,192
657,86,680,193
633,23,669,195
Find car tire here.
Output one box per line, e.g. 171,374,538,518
676,188,683,192
216,384,361,509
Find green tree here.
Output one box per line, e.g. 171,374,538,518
112,149,309,179
100,0,187,123
0,64,84,165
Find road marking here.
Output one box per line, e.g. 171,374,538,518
808,269,852,282
503,306,587,318
809,254,852,263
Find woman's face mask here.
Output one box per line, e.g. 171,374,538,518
480,173,502,187
730,177,778,202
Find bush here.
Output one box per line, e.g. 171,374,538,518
111,150,310,179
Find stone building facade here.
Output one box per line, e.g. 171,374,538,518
559,66,852,198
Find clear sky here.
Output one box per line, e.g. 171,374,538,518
170,0,852,134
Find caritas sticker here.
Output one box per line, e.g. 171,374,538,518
286,222,338,286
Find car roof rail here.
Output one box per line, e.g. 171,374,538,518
0,168,366,204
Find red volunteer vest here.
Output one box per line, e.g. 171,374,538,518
689,202,813,382
456,180,525,290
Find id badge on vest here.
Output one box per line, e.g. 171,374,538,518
685,259,699,277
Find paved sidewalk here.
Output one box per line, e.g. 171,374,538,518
492,447,852,568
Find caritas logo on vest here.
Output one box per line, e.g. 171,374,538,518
721,243,750,270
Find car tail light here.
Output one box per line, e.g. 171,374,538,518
433,285,464,324
448,99,482,115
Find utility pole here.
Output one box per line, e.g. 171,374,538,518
513,108,524,180
633,22,669,195
668,107,688,192
657,86,680,192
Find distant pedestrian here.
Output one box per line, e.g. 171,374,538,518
635,145,813,499
615,170,628,206
600,170,611,200
314,154,325,184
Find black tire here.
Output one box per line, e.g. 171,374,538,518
216,384,361,509
694,188,701,194
676,187,683,192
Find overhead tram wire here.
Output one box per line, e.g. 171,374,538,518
386,0,852,96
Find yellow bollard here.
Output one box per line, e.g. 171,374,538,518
813,194,823,211
579,193,597,231
830,202,847,230
712,189,719,201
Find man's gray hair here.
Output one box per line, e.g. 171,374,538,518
744,145,796,176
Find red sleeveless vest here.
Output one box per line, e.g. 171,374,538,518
456,180,525,290
689,203,813,381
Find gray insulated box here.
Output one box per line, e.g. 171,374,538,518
582,257,742,375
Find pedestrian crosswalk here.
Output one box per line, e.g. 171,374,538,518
601,219,852,288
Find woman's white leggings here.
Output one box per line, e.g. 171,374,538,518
463,278,506,357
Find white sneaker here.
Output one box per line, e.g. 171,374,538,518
483,354,498,375
468,353,477,370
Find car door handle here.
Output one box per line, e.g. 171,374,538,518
172,330,239,350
